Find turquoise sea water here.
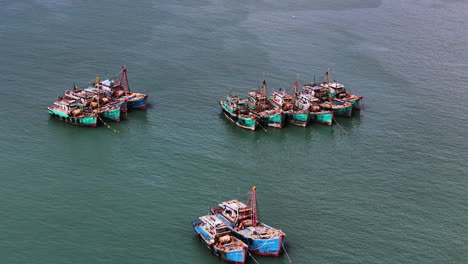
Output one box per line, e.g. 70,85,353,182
1,0,467,263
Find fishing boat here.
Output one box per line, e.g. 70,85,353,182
248,80,285,128
285,81,310,127
110,66,148,110
192,215,248,264
296,90,333,126
219,94,258,131
69,85,121,123
100,79,128,114
96,103,121,122
269,89,294,111
211,187,285,257
47,99,97,127
257,108,285,128
320,72,363,110
320,101,353,118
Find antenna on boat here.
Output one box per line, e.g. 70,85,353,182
314,74,316,84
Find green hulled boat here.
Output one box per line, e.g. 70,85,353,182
321,72,363,110
220,95,258,131
47,100,97,127
257,109,285,128
288,110,310,127
320,102,353,118
311,111,333,125
236,113,258,131
99,104,121,122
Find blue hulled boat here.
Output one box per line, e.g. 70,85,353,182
192,215,248,264
107,66,149,110
211,187,285,257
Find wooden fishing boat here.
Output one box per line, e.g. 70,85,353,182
47,99,97,127
320,72,363,110
256,108,285,128
284,81,310,127
219,94,258,131
193,215,248,264
102,66,149,110
66,86,121,123
320,101,353,118
296,90,333,125
211,187,285,257
248,80,285,128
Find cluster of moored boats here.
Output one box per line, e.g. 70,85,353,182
193,187,285,264
47,66,148,127
219,72,363,131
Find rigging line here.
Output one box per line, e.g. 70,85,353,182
282,242,293,264
332,116,346,135
96,114,120,133
247,250,261,264
256,120,268,133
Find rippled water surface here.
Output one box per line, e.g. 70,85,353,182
1,0,467,263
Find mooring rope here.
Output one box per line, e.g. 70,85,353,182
247,250,261,264
282,242,293,264
257,121,268,132
332,116,346,134
96,114,120,133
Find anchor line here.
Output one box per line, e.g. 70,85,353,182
282,242,293,264
96,114,120,133
332,117,346,134
247,250,262,264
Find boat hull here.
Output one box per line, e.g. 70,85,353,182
288,112,310,127
236,115,257,131
193,221,247,264
128,95,148,110
334,106,352,117
219,101,238,119
270,112,285,128
350,97,363,110
312,111,333,126
117,101,128,114
220,101,257,131
101,108,121,122
215,215,284,257
48,109,97,127
322,103,353,118
231,228,284,257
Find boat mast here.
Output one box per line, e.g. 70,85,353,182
244,186,259,228
259,80,267,110
95,71,101,113
292,81,299,100
252,186,259,227
120,65,130,95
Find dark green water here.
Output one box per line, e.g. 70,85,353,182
1,0,467,263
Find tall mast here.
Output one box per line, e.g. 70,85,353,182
292,81,299,100
94,71,100,88
259,80,267,110
252,186,259,227
95,71,100,112
323,71,331,84
260,80,267,97
244,186,259,228
120,65,130,95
